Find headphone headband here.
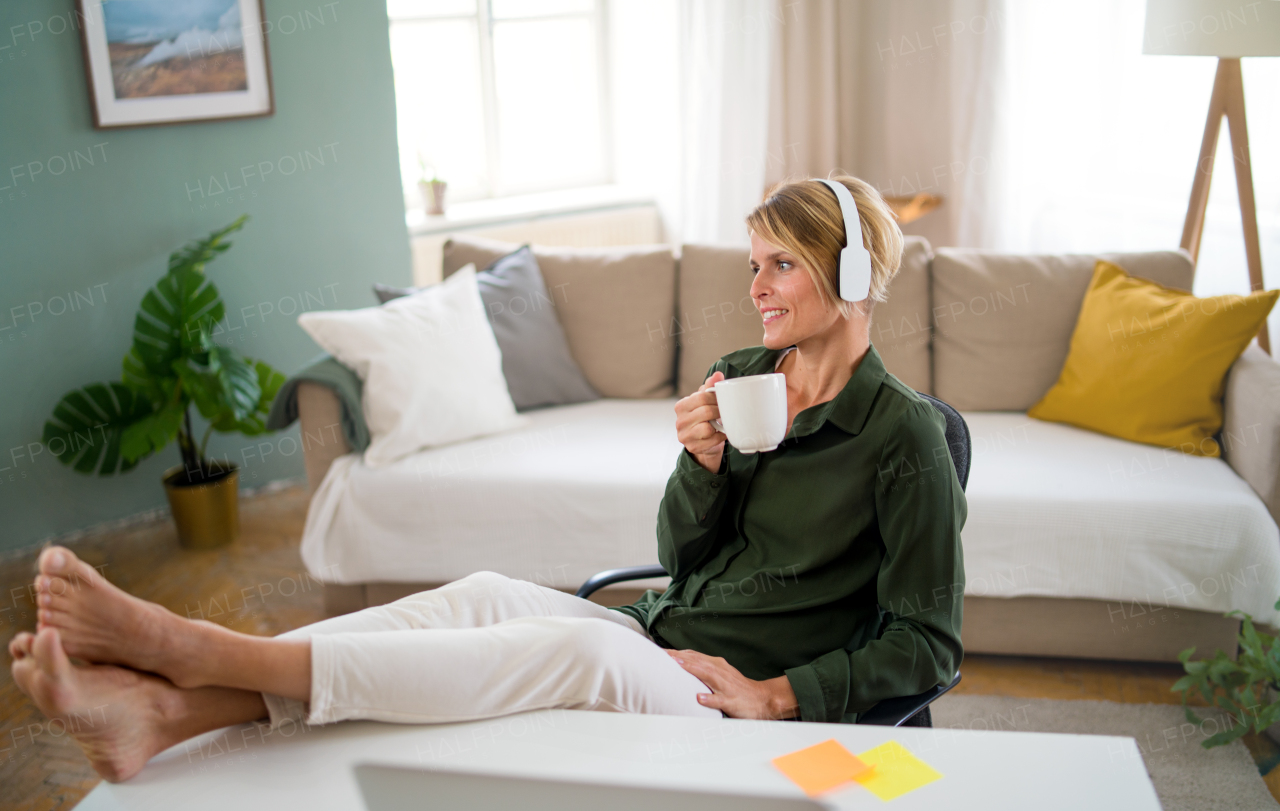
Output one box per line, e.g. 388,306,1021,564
812,178,872,303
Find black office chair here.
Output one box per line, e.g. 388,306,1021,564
576,391,971,728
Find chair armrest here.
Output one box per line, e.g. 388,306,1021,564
297,381,352,495
858,672,962,727
1222,344,1280,528
575,565,668,599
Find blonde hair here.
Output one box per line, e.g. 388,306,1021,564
746,175,904,318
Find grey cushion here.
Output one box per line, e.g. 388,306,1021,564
375,247,599,411
443,235,678,399
930,249,1195,411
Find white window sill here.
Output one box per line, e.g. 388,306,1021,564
405,185,655,237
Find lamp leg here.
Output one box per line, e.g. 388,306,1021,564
1221,59,1270,354
1180,60,1230,263
1179,58,1269,355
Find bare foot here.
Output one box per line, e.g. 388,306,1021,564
10,627,185,782
35,546,204,687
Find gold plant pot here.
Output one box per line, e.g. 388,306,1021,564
162,463,240,550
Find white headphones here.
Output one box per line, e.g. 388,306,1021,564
812,178,872,302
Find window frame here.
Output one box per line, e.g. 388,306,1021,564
389,0,614,205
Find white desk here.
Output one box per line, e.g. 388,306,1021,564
75,710,1161,810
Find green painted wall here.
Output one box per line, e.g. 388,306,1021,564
0,0,411,552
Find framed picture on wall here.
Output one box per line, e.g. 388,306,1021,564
77,0,274,129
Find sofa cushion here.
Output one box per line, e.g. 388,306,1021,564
443,236,677,399
674,244,760,396
931,249,1194,411
673,236,934,397
441,234,517,278
960,412,1280,624
869,236,933,395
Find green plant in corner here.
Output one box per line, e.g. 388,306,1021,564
1174,597,1280,748
43,215,285,484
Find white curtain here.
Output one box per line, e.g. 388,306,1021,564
677,0,777,245
609,0,775,246
614,0,1277,344
764,0,1009,249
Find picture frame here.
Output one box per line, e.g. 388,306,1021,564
77,0,274,129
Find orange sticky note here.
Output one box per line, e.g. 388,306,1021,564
772,739,873,796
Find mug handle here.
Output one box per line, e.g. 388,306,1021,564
708,387,723,432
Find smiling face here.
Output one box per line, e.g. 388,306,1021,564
749,231,847,350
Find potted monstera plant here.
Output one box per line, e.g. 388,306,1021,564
43,215,284,549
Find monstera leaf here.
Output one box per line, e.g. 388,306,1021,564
167,214,247,274
131,267,226,376
174,345,261,423
43,382,156,475
122,345,173,404
212,360,286,436
119,402,185,464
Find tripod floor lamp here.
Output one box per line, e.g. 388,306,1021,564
1144,0,1280,354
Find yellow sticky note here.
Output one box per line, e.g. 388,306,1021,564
853,740,942,800
772,739,873,796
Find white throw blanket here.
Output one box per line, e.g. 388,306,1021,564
301,402,1280,624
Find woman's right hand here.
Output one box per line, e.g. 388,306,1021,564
675,372,727,473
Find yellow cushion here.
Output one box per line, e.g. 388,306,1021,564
1027,260,1277,457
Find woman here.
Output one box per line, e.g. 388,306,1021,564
10,176,964,782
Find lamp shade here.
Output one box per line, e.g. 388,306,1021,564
1144,0,1280,56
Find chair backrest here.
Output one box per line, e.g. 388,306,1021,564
915,392,971,492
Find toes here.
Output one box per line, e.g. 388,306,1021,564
11,654,36,695
32,627,72,680
38,546,99,587
9,631,35,660
38,545,71,576
37,574,78,606
37,607,74,634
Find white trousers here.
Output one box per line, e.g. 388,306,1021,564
262,571,720,727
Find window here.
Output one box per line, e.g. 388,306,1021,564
387,0,611,207
997,0,1279,323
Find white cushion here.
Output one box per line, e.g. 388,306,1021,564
298,266,522,467
961,412,1280,624
301,399,682,585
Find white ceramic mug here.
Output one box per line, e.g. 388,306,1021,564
711,373,788,454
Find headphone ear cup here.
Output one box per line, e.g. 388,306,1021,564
839,247,872,302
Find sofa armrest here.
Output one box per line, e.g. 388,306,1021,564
297,381,352,495
1222,344,1280,527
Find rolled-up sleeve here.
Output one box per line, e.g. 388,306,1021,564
785,402,967,723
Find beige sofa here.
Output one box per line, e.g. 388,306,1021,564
297,234,1280,662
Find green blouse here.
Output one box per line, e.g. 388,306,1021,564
611,344,967,724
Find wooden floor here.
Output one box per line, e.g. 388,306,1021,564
2,483,1277,808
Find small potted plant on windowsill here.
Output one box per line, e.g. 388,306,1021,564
417,152,447,216
42,215,284,549
1174,597,1280,747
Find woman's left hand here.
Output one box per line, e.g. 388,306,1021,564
666,649,799,720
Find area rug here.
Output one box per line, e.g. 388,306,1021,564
932,694,1278,811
